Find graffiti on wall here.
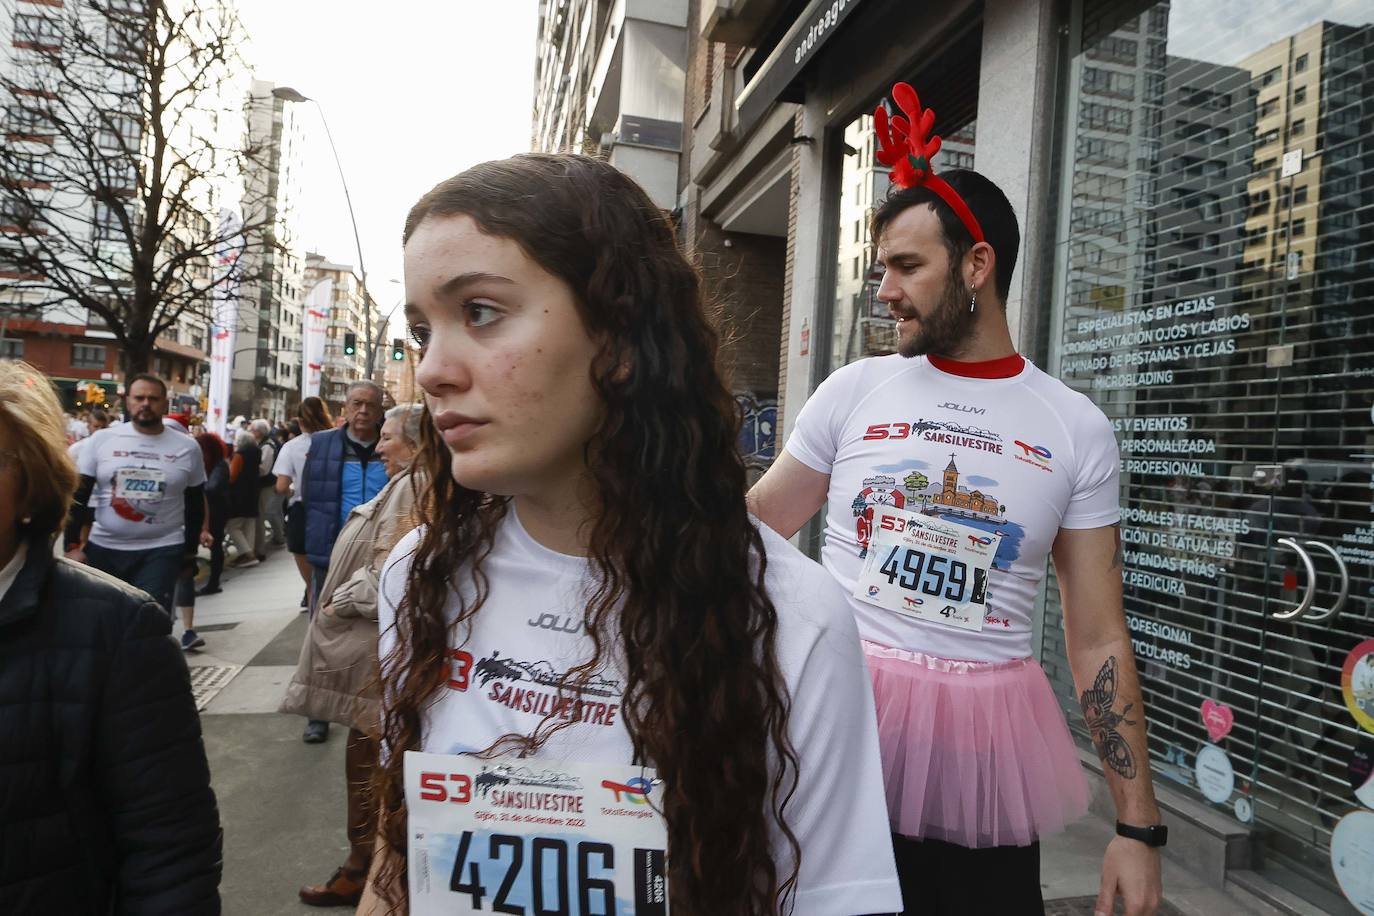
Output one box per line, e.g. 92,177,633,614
736,394,778,467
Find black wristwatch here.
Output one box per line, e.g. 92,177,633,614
1116,821,1168,847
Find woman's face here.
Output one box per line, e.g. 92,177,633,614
406,215,603,499
377,416,416,478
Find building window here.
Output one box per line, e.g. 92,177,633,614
1083,67,1137,99
72,344,107,369
1257,66,1282,87
0,338,22,359
1293,86,1306,105
1075,135,1130,168
6,103,52,139
8,150,55,185
1087,36,1138,65
852,256,860,279
13,13,62,49
105,19,147,61
0,196,37,227
92,201,123,241
1290,118,1305,137
1294,53,1308,72
97,113,141,151
1081,102,1133,133
1258,98,1280,119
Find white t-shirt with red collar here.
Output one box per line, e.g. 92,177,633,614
378,510,902,915
786,353,1120,663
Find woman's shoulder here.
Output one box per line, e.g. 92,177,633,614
45,559,172,638
752,521,853,634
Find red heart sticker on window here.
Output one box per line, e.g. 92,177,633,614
1202,699,1234,743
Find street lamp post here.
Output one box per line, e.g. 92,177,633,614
271,85,380,381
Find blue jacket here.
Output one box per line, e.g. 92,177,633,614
302,427,388,568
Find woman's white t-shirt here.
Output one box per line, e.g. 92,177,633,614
378,510,902,915
273,432,312,506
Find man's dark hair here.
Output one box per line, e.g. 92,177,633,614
871,169,1021,303
124,372,168,397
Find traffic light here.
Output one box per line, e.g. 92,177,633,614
391,338,405,361
343,331,356,355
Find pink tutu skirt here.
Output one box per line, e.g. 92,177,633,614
862,640,1089,848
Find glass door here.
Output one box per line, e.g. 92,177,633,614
1041,1,1374,910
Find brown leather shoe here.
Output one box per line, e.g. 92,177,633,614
299,866,367,907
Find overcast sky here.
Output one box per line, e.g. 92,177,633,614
235,1,539,329
1167,0,1372,65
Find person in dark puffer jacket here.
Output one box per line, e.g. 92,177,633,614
0,360,222,915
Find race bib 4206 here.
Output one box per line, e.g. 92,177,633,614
853,507,1002,632
405,751,669,915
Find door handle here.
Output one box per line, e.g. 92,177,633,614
1301,540,1350,622
1271,538,1317,620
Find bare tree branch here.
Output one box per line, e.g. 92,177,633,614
0,0,277,377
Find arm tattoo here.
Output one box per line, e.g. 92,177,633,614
1110,523,1124,571
1080,655,1138,779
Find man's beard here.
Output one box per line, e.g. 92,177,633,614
896,269,977,359
132,410,162,430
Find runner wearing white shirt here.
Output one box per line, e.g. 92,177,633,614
64,374,205,616
359,154,901,916
749,85,1164,916
66,407,111,464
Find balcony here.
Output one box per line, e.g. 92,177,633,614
701,0,791,45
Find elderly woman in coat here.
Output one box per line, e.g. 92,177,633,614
280,403,425,908
0,361,221,912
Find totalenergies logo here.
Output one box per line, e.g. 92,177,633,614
1013,440,1052,462
602,776,654,805
967,534,994,548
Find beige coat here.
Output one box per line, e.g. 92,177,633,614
278,470,422,734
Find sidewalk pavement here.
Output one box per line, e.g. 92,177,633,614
184,547,351,916
187,547,1280,916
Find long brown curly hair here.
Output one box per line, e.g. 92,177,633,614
371,153,801,914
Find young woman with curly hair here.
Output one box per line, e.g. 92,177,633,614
362,154,901,916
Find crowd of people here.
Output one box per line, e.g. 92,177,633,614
0,130,1166,916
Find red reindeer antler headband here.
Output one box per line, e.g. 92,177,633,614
873,83,984,244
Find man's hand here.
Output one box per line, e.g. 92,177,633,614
200,530,215,548
320,603,334,617
1096,835,1162,916
64,546,86,564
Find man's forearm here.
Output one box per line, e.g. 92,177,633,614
1069,637,1160,823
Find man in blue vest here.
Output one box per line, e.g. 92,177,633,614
299,379,388,743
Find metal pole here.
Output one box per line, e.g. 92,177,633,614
309,100,373,379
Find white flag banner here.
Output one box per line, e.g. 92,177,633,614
208,208,244,440
302,278,333,399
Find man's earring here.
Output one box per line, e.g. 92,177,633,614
970,288,977,313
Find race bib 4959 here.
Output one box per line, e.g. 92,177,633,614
404,751,669,915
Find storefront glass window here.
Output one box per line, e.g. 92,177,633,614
1041,0,1374,903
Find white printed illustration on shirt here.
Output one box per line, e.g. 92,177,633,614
852,453,1024,571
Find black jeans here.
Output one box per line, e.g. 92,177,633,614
892,833,1043,915
84,541,183,616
